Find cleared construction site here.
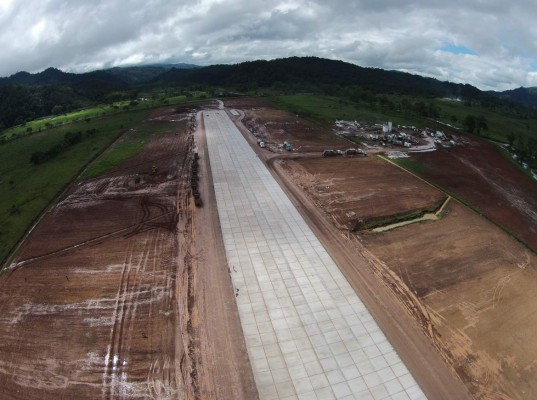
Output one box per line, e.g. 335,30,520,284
1,97,535,400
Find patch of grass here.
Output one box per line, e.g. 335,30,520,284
434,98,537,142
0,94,202,141
265,94,425,127
393,158,427,174
81,120,177,179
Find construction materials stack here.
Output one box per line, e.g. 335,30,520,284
191,152,202,207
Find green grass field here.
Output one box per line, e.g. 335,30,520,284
265,93,537,146
265,94,426,127
0,94,206,141
434,98,537,142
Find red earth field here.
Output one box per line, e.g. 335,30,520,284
226,97,351,152
411,137,537,251
0,107,257,399
278,156,446,230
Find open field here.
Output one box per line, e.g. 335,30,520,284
434,98,537,142
406,136,537,251
225,97,351,152
278,156,446,230
264,95,424,128
0,95,207,142
264,94,537,146
0,106,257,399
363,201,537,400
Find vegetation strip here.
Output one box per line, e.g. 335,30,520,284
371,196,451,232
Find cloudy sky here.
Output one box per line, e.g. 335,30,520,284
1,0,537,91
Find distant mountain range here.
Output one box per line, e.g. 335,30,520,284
2,57,535,106
488,86,537,108
0,63,198,87
1,57,536,131
103,63,199,84
154,57,484,99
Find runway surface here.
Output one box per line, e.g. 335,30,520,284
204,109,426,400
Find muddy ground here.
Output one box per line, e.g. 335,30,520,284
0,106,256,399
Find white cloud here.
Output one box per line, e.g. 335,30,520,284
0,0,536,90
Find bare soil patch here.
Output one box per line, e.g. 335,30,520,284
0,107,255,399
363,202,537,400
225,97,351,152
411,137,537,251
279,156,445,230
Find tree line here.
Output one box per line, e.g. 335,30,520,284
30,128,97,165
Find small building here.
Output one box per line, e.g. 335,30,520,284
382,121,393,133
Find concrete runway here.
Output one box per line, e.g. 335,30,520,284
204,109,426,400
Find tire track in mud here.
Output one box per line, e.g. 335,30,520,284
102,230,136,400
100,132,187,399
0,113,197,399
124,197,178,239
102,194,178,398
11,200,177,272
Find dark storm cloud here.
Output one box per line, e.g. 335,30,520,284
0,0,536,90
